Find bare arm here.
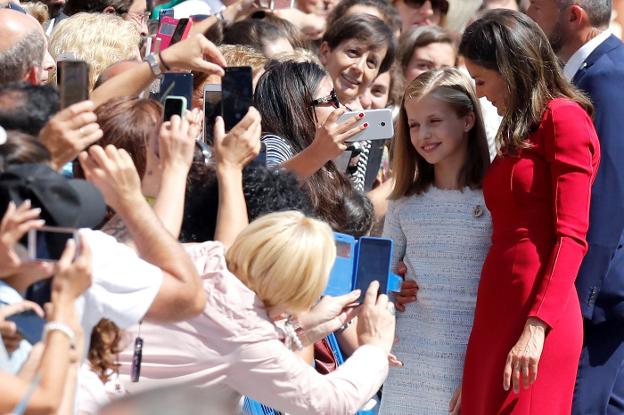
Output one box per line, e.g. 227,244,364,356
79,145,205,321
213,109,261,249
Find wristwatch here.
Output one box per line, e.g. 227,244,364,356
144,54,162,77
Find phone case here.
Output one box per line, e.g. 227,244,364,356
353,236,394,302
323,233,356,297
157,16,178,50
336,108,394,142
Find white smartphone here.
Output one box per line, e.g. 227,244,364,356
28,226,78,262
336,108,394,142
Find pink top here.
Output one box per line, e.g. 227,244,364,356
118,242,389,414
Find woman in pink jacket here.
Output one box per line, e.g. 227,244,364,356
116,211,396,415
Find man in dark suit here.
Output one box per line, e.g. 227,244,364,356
528,1,624,413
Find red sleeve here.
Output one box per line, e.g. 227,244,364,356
528,100,600,328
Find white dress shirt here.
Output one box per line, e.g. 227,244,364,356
564,30,612,80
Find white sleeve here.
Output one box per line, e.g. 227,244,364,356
227,340,388,415
79,229,163,330
382,200,407,273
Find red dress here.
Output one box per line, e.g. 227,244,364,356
461,99,600,414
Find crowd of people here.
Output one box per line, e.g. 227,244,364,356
0,0,623,414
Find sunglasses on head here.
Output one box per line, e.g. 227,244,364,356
403,0,449,14
311,89,341,109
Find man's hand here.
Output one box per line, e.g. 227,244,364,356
39,101,103,170
78,145,143,213
158,111,202,173
160,34,227,76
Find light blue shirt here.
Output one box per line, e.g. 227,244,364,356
0,281,33,374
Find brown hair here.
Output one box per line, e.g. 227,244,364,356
459,9,592,153
0,131,51,172
397,25,456,73
390,68,489,198
90,97,162,178
88,319,122,383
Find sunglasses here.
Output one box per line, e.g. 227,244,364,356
311,89,341,109
403,0,449,14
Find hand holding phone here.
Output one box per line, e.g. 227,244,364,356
336,108,394,142
5,309,46,345
203,84,222,144
28,226,78,262
163,96,188,121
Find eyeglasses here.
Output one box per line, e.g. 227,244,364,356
125,10,151,25
311,89,341,109
403,0,449,14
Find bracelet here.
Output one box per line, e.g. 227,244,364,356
284,317,304,351
158,51,171,72
43,322,76,347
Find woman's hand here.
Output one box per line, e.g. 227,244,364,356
160,34,226,77
356,281,396,354
311,108,368,163
503,317,547,393
393,261,418,312
51,234,92,302
158,111,202,173
0,301,45,353
296,290,361,345
449,387,461,415
0,200,50,278
213,107,262,171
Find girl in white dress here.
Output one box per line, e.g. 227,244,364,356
379,68,492,414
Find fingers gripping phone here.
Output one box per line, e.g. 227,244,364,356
203,84,222,144
353,237,394,303
58,60,89,109
336,108,394,142
222,66,253,132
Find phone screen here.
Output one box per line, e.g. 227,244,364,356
28,227,76,261
6,310,46,345
156,72,193,106
58,60,89,109
169,18,189,46
354,238,392,302
222,66,253,132
164,97,185,121
203,87,222,144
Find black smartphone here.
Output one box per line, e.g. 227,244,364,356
221,66,253,132
353,237,393,302
163,96,187,121
169,18,190,46
154,72,193,107
6,310,46,345
203,84,222,144
58,60,89,109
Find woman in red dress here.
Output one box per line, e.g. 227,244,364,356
455,10,601,414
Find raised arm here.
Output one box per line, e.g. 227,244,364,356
78,145,205,321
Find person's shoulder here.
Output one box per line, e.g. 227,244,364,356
543,98,591,122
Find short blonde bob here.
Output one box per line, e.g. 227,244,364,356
225,211,335,313
49,13,140,91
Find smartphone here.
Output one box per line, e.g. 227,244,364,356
58,60,89,109
353,237,393,302
203,84,222,144
155,72,193,107
337,108,394,142
28,226,78,262
163,96,187,121
6,310,46,345
169,18,192,47
323,233,356,297
157,16,179,50
221,66,253,132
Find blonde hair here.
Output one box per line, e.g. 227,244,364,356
225,211,335,313
219,44,268,75
273,48,322,65
391,68,489,199
21,2,49,24
49,13,140,91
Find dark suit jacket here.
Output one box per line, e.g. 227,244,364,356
574,35,624,323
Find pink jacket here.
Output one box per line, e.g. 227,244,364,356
118,242,389,415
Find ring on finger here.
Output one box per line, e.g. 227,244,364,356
79,127,86,136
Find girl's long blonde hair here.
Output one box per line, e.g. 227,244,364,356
390,68,490,199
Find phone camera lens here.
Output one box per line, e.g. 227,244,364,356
381,122,386,127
